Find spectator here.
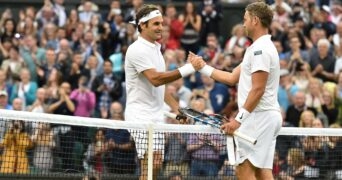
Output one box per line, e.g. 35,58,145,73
299,110,316,128
285,36,310,67
0,120,32,174
104,101,136,174
164,115,190,177
84,129,107,174
285,91,317,127
20,35,46,83
1,46,25,84
321,89,338,125
168,171,183,180
91,60,122,118
305,78,323,112
164,4,184,50
123,0,143,23
197,33,222,67
198,0,223,46
65,9,80,38
278,69,299,112
70,75,95,118
179,1,202,55
310,38,336,82
224,23,251,55
31,122,55,173
200,74,229,113
78,1,97,25
47,81,76,171
1,18,16,42
10,68,38,109
279,148,306,179
52,0,67,27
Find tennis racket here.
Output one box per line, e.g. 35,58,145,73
164,107,257,145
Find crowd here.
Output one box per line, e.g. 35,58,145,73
0,0,342,179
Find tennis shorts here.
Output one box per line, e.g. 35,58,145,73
236,110,282,169
129,129,165,159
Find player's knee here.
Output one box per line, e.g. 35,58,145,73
255,169,273,180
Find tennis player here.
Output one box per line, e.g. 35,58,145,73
124,4,201,180
189,2,282,179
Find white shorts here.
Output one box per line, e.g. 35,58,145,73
129,129,165,159
236,110,282,169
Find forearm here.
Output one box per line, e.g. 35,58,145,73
164,92,179,113
144,69,181,87
243,88,264,112
210,65,240,86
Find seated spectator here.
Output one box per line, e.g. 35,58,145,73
1,46,25,84
104,101,136,174
299,110,316,128
84,129,107,174
10,68,37,109
0,120,32,174
278,69,299,112
279,148,306,180
305,78,323,113
320,89,338,125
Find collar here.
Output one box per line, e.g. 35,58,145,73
138,36,160,48
249,34,271,48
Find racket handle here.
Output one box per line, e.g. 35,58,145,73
164,111,178,119
234,131,257,145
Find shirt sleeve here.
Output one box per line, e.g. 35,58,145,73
250,48,271,74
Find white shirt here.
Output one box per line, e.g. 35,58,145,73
125,36,165,123
238,35,280,112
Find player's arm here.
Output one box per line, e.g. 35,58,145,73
164,90,179,113
211,65,241,86
243,70,268,112
142,60,204,87
189,52,240,86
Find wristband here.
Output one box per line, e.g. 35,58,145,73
178,63,195,77
235,108,250,124
199,65,214,77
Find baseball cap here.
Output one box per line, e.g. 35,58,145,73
0,90,8,96
280,69,289,76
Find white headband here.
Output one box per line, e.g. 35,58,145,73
137,10,162,25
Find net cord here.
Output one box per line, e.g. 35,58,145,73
1,109,342,136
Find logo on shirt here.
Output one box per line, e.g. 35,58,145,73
254,50,262,56
239,113,244,119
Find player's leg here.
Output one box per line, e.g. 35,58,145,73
236,159,256,180
139,151,163,180
255,168,274,180
139,155,148,180
153,150,163,180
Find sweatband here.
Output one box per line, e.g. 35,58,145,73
235,108,250,124
138,10,162,25
178,63,195,77
199,65,214,77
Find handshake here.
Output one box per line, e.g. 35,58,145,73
178,52,215,77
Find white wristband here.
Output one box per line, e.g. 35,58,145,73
235,108,250,124
199,65,214,77
178,63,195,77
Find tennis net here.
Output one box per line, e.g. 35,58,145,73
0,109,341,180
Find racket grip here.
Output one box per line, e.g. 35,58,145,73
164,111,178,119
234,131,257,145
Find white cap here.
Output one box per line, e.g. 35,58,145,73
280,69,289,76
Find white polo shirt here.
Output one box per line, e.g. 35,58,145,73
125,36,166,123
237,35,280,112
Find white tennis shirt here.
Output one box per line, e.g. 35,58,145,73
238,35,280,112
125,36,166,123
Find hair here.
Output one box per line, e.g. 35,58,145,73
245,1,273,28
287,148,305,168
136,4,160,33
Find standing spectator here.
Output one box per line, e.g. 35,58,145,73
224,23,251,55
278,69,299,112
321,88,338,125
31,122,55,173
91,60,122,118
0,120,32,174
279,148,306,179
47,81,76,171
179,1,202,55
65,9,80,38
198,0,222,46
1,46,25,84
52,0,67,27
164,4,184,50
123,0,143,23
20,35,46,83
